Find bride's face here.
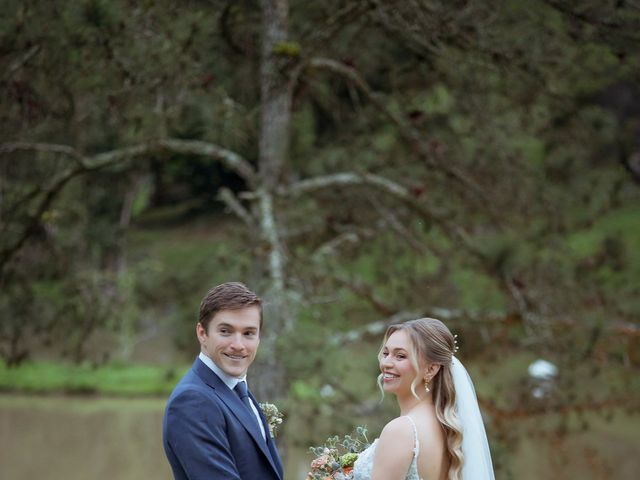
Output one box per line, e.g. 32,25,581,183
379,330,421,395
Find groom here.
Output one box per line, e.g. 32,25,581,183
163,282,284,480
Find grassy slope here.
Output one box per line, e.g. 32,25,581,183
0,360,189,396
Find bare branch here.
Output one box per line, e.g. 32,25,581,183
3,45,41,81
156,139,258,187
308,57,411,132
338,275,397,317
0,143,138,270
503,273,549,338
299,2,373,58
0,166,89,270
217,187,255,227
329,306,511,346
368,194,431,255
541,0,640,38
311,231,365,260
282,171,428,205
480,395,639,421
0,142,86,166
1,139,258,186
330,305,631,349
329,311,423,345
281,171,442,221
279,170,485,258
0,138,257,271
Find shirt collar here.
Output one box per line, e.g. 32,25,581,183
198,352,247,390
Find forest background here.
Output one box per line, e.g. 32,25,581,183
1,1,639,479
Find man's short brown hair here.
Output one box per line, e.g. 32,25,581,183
198,282,263,332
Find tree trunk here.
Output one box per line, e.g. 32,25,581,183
259,0,291,192
252,0,293,402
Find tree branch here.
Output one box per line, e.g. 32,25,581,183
282,171,550,329
299,2,373,59
329,306,511,346
0,166,92,270
367,193,431,255
541,0,640,39
329,311,423,345
311,230,367,260
3,45,41,82
1,138,258,186
156,139,258,187
480,395,639,421
0,138,257,270
304,57,490,204
217,187,256,227
0,142,87,166
280,170,486,260
282,171,430,206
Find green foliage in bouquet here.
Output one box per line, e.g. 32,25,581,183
306,426,370,480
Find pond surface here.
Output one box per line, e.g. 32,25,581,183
1,394,171,480
0,394,310,480
3,393,638,479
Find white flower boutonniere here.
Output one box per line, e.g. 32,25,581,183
259,402,284,437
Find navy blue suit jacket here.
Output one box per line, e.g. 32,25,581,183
163,358,284,480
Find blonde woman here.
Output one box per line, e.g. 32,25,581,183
353,318,494,480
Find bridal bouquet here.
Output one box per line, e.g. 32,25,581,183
306,426,370,480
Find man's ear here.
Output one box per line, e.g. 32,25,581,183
196,322,207,343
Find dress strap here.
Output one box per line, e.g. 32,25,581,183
404,416,420,458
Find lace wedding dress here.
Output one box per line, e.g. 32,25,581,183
353,416,421,480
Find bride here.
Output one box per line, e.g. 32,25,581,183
353,318,494,480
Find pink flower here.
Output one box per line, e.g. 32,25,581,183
311,453,332,470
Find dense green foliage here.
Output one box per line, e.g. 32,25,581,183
1,1,640,478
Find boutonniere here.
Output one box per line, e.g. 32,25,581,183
259,402,284,437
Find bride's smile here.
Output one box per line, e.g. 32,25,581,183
379,330,423,396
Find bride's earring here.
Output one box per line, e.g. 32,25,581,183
424,378,430,393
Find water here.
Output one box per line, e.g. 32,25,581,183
0,394,310,480
4,393,638,479
0,394,170,480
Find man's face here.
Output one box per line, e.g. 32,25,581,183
197,306,261,378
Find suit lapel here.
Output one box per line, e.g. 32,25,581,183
192,359,282,479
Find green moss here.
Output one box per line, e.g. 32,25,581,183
273,41,301,57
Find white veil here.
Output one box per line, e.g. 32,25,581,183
451,356,495,480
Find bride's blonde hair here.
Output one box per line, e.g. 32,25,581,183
378,318,464,480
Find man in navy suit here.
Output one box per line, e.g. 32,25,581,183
163,282,284,480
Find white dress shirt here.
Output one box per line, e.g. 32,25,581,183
199,352,266,439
